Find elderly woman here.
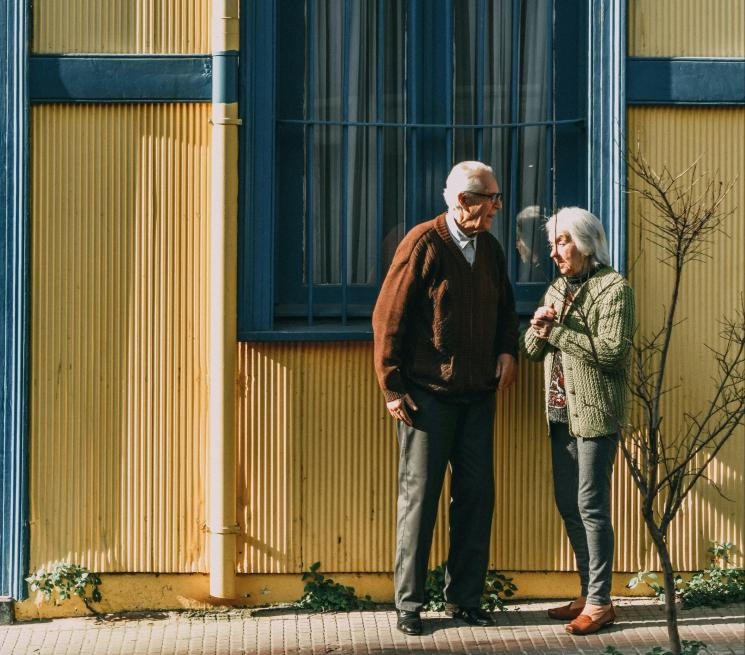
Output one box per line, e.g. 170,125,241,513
522,207,634,635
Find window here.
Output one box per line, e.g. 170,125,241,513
241,0,589,337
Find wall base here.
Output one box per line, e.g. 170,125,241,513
0,596,14,625
13,572,656,621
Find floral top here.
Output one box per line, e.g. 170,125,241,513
546,267,601,424
547,350,568,423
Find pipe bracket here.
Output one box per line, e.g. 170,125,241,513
209,523,241,535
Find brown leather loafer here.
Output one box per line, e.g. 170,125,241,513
565,606,616,635
547,602,583,621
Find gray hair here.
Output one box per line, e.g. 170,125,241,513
442,161,494,210
545,207,611,268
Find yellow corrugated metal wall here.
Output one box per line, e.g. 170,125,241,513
237,344,567,574
627,106,745,569
30,104,211,572
32,1,211,54
628,0,745,56
240,341,732,574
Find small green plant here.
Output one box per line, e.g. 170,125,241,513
482,568,517,611
628,542,745,610
678,542,744,609
708,541,735,566
26,562,103,615
601,640,708,655
627,569,683,602
423,562,517,612
294,561,374,612
422,562,446,610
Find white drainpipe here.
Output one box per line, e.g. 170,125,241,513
209,0,240,599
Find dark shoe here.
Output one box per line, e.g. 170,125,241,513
565,606,616,635
396,609,422,636
448,606,495,627
547,602,583,621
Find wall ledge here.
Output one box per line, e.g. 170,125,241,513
13,572,659,621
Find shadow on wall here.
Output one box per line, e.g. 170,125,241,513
237,343,578,575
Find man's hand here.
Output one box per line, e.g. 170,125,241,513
496,353,517,391
530,304,556,340
386,394,419,426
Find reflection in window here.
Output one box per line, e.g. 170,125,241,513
516,205,549,282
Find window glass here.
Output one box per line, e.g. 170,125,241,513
275,0,586,323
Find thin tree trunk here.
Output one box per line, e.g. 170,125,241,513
653,533,682,655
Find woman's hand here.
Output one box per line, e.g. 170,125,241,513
530,304,556,340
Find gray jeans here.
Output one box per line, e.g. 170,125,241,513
395,386,496,611
550,422,618,606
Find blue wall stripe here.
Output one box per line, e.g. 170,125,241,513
212,51,239,104
627,57,745,105
42,55,744,109
1,0,30,601
30,55,212,103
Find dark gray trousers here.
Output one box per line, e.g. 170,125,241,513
395,385,496,611
550,422,618,606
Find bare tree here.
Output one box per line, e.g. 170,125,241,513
621,146,743,654
565,145,743,654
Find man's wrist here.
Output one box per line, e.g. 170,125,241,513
383,389,406,403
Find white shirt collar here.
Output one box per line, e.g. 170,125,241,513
445,212,477,251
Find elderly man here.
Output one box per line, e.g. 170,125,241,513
373,161,519,635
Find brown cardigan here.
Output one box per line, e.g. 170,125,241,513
372,213,519,402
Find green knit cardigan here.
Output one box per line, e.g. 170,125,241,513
521,267,635,438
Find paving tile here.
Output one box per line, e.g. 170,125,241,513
0,600,743,655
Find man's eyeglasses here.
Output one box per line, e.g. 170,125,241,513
468,191,504,204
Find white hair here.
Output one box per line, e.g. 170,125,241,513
442,161,494,210
545,207,611,268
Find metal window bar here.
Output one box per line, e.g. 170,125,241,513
340,0,350,324
406,0,419,235
507,0,522,277
544,0,555,222
375,0,385,288
305,0,316,325
476,0,485,162
277,118,583,128
445,0,453,167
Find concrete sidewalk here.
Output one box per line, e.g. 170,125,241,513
1,599,743,655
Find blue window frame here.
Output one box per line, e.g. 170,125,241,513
240,0,590,338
